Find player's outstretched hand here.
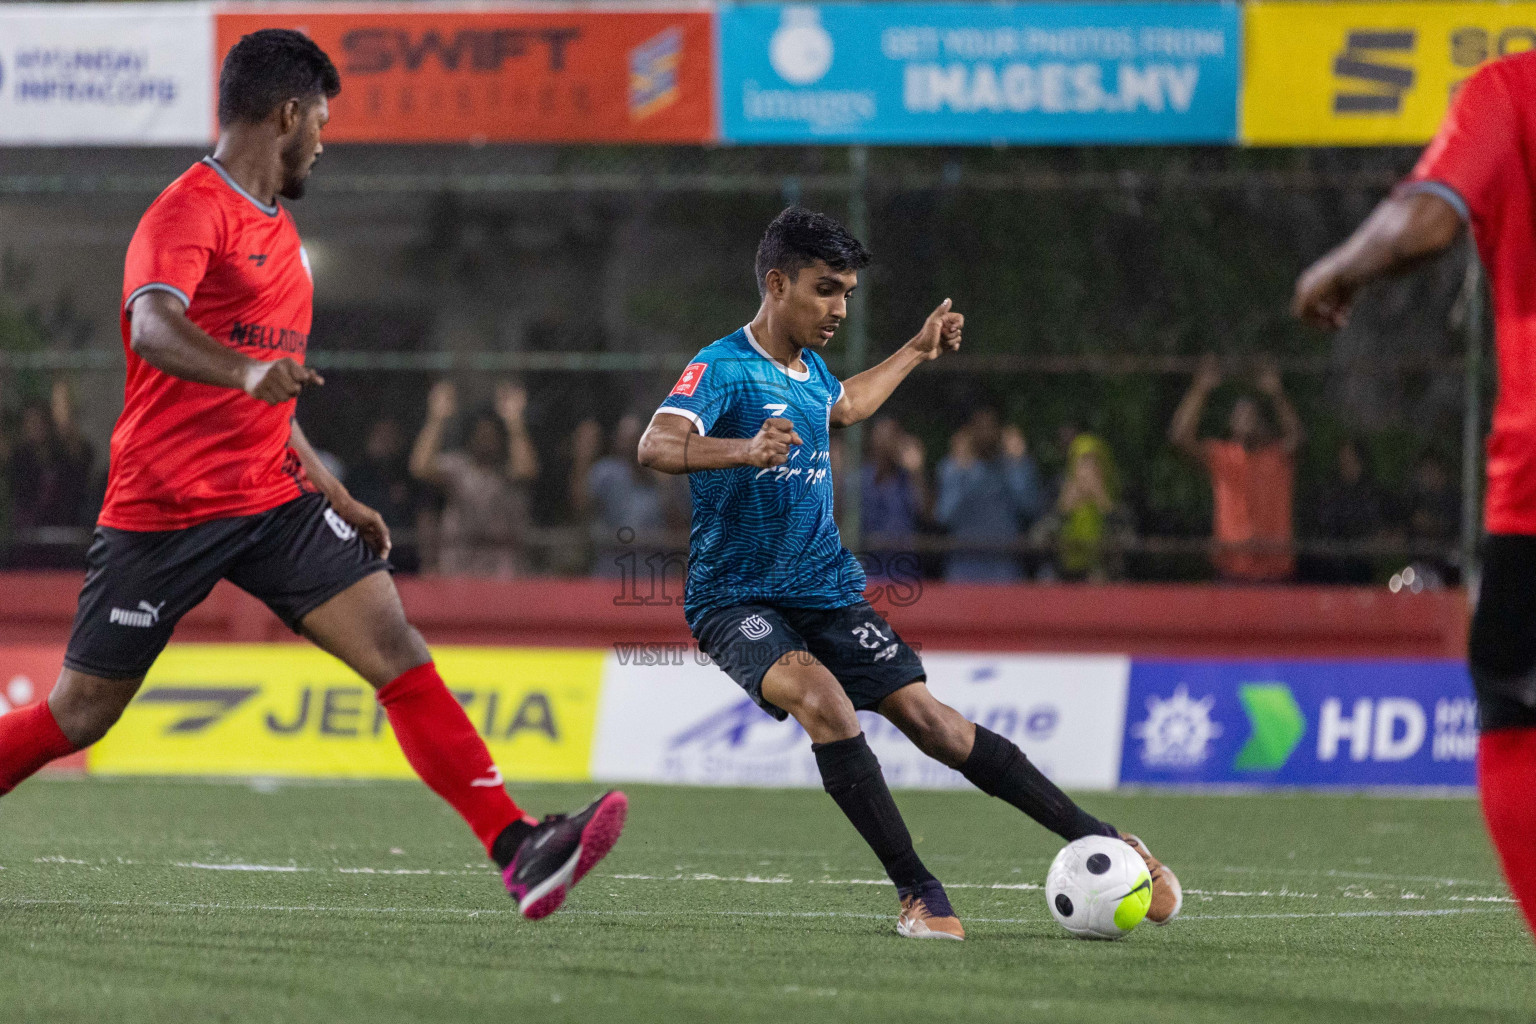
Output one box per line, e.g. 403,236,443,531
244,357,323,404
333,495,392,559
909,298,964,361
1292,256,1356,330
746,417,802,468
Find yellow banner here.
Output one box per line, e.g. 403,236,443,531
88,645,603,781
1244,2,1536,144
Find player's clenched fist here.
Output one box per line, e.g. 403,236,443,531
243,357,323,404
745,417,802,468
909,298,964,361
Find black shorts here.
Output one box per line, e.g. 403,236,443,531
1469,534,1536,730
65,493,389,679
690,599,925,721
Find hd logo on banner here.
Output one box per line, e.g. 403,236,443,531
1245,2,1536,144
88,645,604,781
1120,660,1478,788
719,2,1240,143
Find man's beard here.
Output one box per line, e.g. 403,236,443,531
278,136,312,200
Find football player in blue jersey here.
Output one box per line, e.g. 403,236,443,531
638,207,1180,939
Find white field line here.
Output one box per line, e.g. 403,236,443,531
12,858,1518,904
0,897,1514,926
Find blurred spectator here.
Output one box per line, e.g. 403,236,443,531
410,380,538,578
1170,356,1302,583
861,416,929,540
935,406,1044,582
3,385,95,567
347,416,425,574
570,414,686,577
1033,433,1133,582
1397,453,1460,584
1306,438,1385,584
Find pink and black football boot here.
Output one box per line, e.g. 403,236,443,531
502,790,629,920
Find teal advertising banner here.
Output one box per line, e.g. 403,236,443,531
719,2,1241,144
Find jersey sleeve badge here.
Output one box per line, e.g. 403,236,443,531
671,362,708,397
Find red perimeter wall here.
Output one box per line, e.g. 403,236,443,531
0,572,1468,659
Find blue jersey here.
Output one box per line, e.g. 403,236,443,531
656,325,866,626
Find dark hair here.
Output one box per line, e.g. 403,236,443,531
218,29,340,127
754,206,871,296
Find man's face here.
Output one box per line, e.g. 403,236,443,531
770,261,857,351
969,409,1001,457
279,95,328,201
1229,397,1263,445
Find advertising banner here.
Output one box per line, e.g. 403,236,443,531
592,651,1130,790
215,5,715,144
0,3,213,145
88,645,603,780
718,2,1240,144
1244,1,1536,145
1119,660,1477,788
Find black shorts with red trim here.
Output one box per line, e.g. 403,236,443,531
1469,534,1536,730
64,493,389,680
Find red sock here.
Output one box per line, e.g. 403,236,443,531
1478,728,1536,937
378,662,527,856
0,699,78,795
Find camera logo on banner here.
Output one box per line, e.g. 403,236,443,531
770,6,833,85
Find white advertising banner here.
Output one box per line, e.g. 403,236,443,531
591,651,1130,790
0,4,214,145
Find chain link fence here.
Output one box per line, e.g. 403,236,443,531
0,143,1487,585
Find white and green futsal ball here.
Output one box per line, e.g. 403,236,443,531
1045,835,1153,940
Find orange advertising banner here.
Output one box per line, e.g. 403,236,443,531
214,4,716,144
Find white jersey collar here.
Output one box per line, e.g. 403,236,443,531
743,323,811,382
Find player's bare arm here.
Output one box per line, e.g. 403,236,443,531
129,290,323,404
638,414,802,474
1292,190,1463,330
289,419,391,559
831,299,963,428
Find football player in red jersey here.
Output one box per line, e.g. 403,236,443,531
0,29,625,920
1294,51,1536,940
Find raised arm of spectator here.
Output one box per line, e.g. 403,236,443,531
832,300,963,427
1255,360,1305,456
1168,354,1221,460
494,382,539,484
933,431,978,528
1000,427,1045,523
129,290,322,403
409,380,456,486
568,419,603,518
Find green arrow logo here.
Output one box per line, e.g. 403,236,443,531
1233,683,1305,771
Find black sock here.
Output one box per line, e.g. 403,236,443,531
490,818,538,870
960,725,1115,841
813,733,935,889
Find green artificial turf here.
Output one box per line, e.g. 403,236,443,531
1,779,1532,1023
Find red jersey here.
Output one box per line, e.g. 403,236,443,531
103,158,314,531
1409,52,1536,535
